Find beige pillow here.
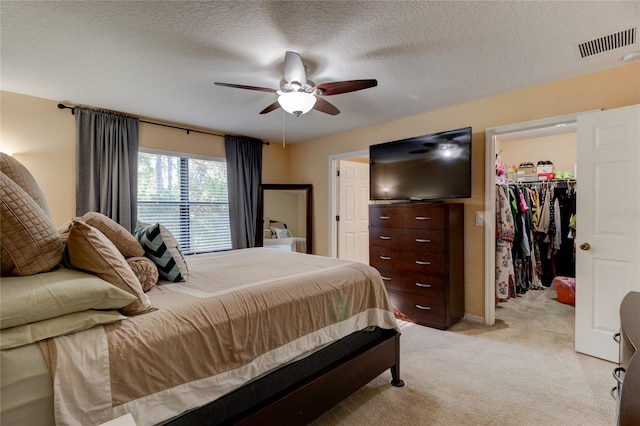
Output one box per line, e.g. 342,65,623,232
127,256,159,292
66,219,154,316
0,267,137,329
0,172,63,276
58,218,73,244
82,212,144,257
0,310,127,350
0,152,52,218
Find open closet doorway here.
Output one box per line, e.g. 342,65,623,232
484,112,591,327
328,150,370,262
486,106,640,362
494,125,577,343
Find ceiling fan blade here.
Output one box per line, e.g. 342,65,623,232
316,79,378,96
259,101,281,114
313,97,340,115
284,51,306,85
214,82,276,93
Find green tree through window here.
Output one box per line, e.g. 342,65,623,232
137,151,231,253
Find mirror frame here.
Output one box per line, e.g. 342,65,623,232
257,184,313,254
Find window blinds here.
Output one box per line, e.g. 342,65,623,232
137,151,232,254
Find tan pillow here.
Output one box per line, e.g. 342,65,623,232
82,212,144,257
0,172,63,276
126,256,159,292
0,153,52,218
66,219,154,316
0,310,127,350
58,219,73,244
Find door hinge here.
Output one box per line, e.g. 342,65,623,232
336,170,340,177
336,215,340,221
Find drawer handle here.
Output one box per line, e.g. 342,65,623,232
415,304,431,310
379,256,392,260
614,332,621,343
381,276,391,281
379,236,391,240
613,367,625,385
380,216,391,220
611,386,619,401
416,282,432,288
415,260,431,265
415,239,431,243
415,216,431,220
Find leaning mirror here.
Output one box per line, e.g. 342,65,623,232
257,184,312,254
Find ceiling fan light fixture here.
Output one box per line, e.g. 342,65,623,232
278,92,316,117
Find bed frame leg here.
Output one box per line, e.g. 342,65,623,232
390,333,405,387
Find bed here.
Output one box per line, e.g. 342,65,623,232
263,218,307,253
0,153,403,426
1,249,401,425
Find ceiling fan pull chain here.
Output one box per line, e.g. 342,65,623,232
282,109,286,148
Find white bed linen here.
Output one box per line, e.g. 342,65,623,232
263,237,306,252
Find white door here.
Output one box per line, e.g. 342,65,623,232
337,160,370,263
575,104,640,362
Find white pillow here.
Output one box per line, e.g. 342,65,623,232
271,227,291,239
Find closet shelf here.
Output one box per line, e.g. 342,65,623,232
497,178,577,187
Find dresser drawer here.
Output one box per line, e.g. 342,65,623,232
369,207,402,228
402,229,445,252
375,267,445,297
369,227,403,249
387,290,447,329
370,246,397,269
396,250,445,274
402,206,445,229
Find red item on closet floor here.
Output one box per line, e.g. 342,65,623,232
553,276,576,306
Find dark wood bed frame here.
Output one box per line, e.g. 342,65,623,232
163,328,404,426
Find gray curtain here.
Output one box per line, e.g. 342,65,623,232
75,107,139,232
225,135,263,249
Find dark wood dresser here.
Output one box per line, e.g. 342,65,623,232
615,291,640,425
369,202,465,330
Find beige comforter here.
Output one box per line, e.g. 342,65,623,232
39,248,398,426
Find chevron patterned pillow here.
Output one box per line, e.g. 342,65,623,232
134,221,188,282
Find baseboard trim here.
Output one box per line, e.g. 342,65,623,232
463,313,484,323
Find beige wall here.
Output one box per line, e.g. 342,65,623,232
0,91,290,227
498,132,577,177
263,190,305,237
0,92,76,225
288,63,640,319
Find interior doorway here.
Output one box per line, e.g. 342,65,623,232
484,111,595,326
328,150,369,260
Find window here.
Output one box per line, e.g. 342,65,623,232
137,150,231,254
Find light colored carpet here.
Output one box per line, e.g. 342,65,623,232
312,288,617,426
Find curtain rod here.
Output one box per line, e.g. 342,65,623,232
57,103,270,145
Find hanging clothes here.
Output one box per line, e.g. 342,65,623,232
495,178,577,298
495,183,516,300
554,184,577,277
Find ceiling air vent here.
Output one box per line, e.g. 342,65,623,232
578,27,637,58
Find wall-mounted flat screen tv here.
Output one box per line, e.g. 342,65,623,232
369,126,472,201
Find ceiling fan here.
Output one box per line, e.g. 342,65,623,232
214,51,377,117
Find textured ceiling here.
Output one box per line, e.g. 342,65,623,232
1,1,638,143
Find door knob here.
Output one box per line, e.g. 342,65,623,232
580,242,591,251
